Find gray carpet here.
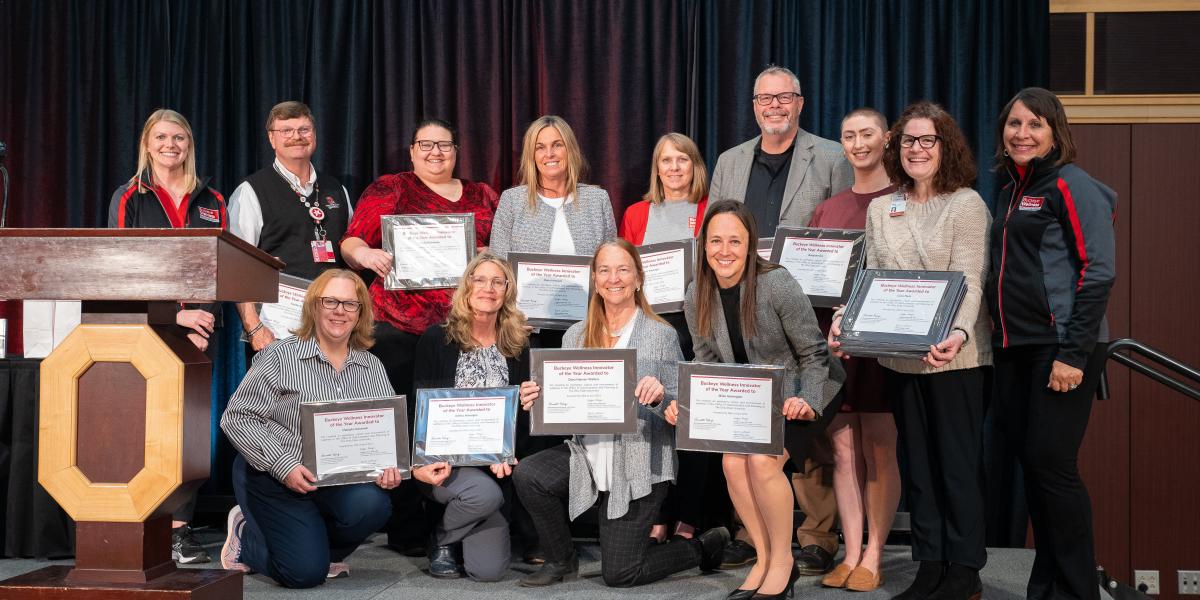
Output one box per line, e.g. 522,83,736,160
0,530,1036,599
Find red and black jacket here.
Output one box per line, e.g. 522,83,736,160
107,172,227,230
986,150,1117,369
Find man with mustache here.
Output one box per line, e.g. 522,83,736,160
707,65,851,577
709,65,852,234
229,101,353,353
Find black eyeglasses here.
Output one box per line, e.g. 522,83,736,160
413,140,457,152
899,134,942,149
751,92,801,106
319,297,362,312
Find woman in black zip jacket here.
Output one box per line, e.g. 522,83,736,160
106,108,227,565
987,87,1116,600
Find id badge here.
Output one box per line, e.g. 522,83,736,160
888,197,906,217
311,239,336,263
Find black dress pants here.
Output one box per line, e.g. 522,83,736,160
888,366,988,570
513,443,703,587
994,344,1106,600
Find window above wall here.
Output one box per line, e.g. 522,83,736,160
1050,0,1200,122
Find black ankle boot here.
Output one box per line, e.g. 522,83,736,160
427,535,462,579
926,564,982,600
518,553,579,587
893,561,947,600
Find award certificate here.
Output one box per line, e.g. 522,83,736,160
530,348,638,435
852,278,949,335
675,362,785,455
413,386,518,467
383,213,476,290
300,396,411,486
637,239,693,313
510,253,592,329
769,227,865,306
258,273,311,340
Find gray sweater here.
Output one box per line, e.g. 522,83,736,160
490,184,618,258
560,310,682,520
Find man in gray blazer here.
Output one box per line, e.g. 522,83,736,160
707,66,848,576
708,65,853,236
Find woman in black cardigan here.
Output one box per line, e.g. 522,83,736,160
411,253,531,581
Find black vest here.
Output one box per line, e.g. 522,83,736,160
244,166,350,280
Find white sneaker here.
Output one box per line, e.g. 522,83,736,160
220,506,251,573
327,562,350,579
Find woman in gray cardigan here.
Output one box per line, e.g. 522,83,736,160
669,200,843,600
489,115,617,260
512,239,729,588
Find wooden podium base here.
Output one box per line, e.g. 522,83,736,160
0,566,243,599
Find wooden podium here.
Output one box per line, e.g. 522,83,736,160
0,229,283,599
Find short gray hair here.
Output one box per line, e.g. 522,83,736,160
754,65,802,96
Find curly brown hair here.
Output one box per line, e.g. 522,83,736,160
882,101,976,195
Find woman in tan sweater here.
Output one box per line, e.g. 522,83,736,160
830,101,990,600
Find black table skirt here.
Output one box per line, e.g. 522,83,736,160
0,358,74,558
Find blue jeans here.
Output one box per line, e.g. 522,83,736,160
231,455,391,588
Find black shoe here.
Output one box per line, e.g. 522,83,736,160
925,564,981,600
727,588,760,600
427,536,463,579
522,544,546,565
171,525,211,565
518,553,578,587
719,539,758,569
794,544,834,576
696,527,731,572
893,561,948,600
751,562,801,599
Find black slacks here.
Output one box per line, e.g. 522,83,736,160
369,321,430,547
513,443,703,587
994,344,1106,600
888,366,988,570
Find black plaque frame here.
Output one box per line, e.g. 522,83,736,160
636,238,694,314
529,348,638,435
675,362,786,455
510,252,593,330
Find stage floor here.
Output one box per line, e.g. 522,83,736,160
0,530,1036,599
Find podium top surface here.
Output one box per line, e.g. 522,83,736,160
0,228,286,302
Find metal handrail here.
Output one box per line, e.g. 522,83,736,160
1104,338,1200,402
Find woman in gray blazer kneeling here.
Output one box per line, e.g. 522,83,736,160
512,239,729,588
668,200,844,600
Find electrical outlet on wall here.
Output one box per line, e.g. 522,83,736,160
1136,570,1161,595
1179,571,1200,595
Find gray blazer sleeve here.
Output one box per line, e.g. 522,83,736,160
490,186,523,259
763,269,843,415
634,318,683,421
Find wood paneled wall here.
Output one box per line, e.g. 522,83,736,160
1073,123,1200,599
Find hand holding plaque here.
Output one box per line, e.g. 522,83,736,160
835,269,967,360
300,396,411,487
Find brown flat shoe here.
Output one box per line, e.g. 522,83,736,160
821,562,854,588
845,565,883,592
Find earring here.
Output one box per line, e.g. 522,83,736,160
1003,149,1009,157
